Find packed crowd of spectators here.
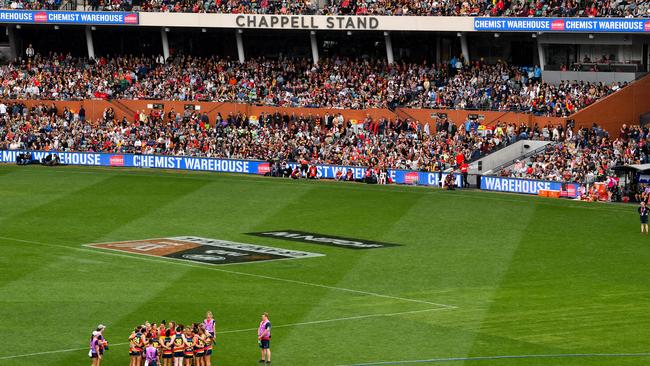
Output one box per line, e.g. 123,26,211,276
498,123,648,186
0,0,61,10
0,54,625,116
327,0,650,17
3,0,649,17
0,101,534,172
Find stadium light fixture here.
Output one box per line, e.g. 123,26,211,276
164,27,170,32
588,33,594,39
54,25,59,30
456,32,462,37
347,31,352,36
15,24,20,29
91,26,96,31
201,28,207,33
531,33,537,38
494,33,500,38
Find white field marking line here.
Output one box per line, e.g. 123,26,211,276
336,352,650,365
0,307,450,361
0,236,457,309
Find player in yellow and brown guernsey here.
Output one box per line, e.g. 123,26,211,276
129,326,146,366
182,327,194,366
172,326,185,366
160,328,173,366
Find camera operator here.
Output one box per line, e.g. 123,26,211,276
41,153,61,166
444,173,456,190
280,161,291,177
16,152,32,165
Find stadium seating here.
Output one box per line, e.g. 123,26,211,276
497,123,648,184
0,100,560,171
3,0,650,16
0,54,625,116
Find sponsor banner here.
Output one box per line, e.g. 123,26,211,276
0,150,462,188
234,14,379,30
474,17,650,33
109,155,124,167
138,13,474,32
248,230,400,249
286,162,463,187
0,10,138,25
87,236,323,265
638,174,650,184
480,176,578,197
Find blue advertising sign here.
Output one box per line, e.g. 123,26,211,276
1,150,463,188
480,175,578,197
474,17,650,33
0,10,138,25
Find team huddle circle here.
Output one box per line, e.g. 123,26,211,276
88,311,273,366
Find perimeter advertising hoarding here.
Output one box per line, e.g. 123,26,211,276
0,150,463,187
0,10,138,25
474,17,650,33
480,176,578,197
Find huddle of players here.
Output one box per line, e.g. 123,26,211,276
129,312,216,366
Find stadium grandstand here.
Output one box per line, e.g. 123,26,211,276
2,4,650,366
3,0,650,17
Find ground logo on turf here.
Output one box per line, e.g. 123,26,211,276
248,230,401,249
86,236,324,264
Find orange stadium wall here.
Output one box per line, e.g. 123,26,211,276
15,100,397,125
14,99,565,130
569,73,650,133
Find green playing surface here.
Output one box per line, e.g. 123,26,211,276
1,165,648,366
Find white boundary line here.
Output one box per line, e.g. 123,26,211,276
0,236,456,309
0,236,457,360
0,308,449,360
336,352,650,365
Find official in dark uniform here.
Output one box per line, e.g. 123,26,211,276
638,201,649,234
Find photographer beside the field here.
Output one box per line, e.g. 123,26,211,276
41,153,60,166
444,173,456,190
16,152,32,165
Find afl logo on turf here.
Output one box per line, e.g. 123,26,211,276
551,19,565,31
86,236,324,265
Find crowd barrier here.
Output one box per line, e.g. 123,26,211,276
480,175,579,198
0,150,463,188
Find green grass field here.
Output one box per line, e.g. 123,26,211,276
1,164,649,366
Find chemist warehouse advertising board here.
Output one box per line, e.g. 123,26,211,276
474,17,650,33
0,10,138,25
480,176,579,197
0,150,462,187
